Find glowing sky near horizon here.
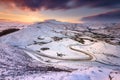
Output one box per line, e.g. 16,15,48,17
0,0,119,23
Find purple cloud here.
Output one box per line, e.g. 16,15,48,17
81,10,120,22
0,0,120,11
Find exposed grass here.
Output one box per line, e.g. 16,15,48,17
41,47,50,51
33,41,52,45
57,52,65,57
76,38,85,44
119,42,120,45
37,37,44,40
0,28,20,37
71,36,85,44
52,36,63,41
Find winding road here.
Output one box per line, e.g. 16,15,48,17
20,46,94,62
18,37,120,67
18,38,97,63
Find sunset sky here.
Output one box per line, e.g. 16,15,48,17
0,0,120,23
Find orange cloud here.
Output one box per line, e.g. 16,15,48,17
0,11,47,23
0,11,82,23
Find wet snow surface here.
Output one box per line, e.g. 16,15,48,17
0,20,120,80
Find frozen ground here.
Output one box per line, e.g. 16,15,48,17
0,20,120,80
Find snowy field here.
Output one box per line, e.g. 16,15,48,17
0,20,120,80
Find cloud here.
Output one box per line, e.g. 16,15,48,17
81,10,120,22
0,0,120,11
75,0,120,8
0,0,71,11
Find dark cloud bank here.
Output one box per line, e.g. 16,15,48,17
81,10,120,22
0,0,120,11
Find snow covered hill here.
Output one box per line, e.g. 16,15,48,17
0,20,120,80
0,20,29,32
